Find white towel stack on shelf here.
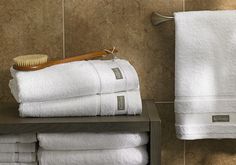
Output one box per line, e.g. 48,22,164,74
0,134,37,165
9,59,142,117
37,132,149,165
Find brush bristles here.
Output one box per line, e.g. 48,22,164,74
13,54,48,67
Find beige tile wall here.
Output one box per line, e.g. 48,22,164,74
64,0,183,101
0,0,63,102
0,0,236,165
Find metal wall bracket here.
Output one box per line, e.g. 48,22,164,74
151,12,174,26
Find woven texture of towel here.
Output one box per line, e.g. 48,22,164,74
38,146,148,165
175,10,236,97
176,124,236,139
0,143,35,153
0,153,36,163
38,132,148,150
0,134,36,144
19,90,142,117
174,10,236,139
10,59,139,103
0,163,37,165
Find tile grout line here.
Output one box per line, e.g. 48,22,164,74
62,0,65,59
154,101,174,104
184,140,186,165
183,0,186,11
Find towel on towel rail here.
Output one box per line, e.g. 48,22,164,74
38,132,148,150
174,10,236,139
10,59,139,103
0,143,35,153
0,153,36,163
0,134,36,144
19,90,142,117
38,146,148,165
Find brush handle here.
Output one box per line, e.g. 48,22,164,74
13,48,118,71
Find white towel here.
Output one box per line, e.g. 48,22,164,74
10,59,139,103
0,153,36,163
176,124,236,140
38,132,148,150
174,10,236,139
0,143,35,153
0,163,37,165
19,90,142,117
0,134,36,143
38,146,148,165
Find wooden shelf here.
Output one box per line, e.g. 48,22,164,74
0,100,160,134
0,100,161,165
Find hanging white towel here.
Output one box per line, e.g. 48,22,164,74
9,59,139,103
174,10,236,139
19,90,142,117
38,132,148,150
0,143,35,153
38,146,148,165
0,134,36,144
0,153,36,163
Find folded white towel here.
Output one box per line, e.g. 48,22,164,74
10,59,139,103
0,163,37,165
0,134,36,144
38,132,148,150
38,146,148,165
174,10,236,139
19,90,142,117
0,143,35,153
0,153,36,163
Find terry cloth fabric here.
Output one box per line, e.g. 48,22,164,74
0,163,37,165
38,146,148,165
0,143,35,153
0,134,36,143
18,90,142,117
10,59,139,103
0,153,36,163
174,10,236,139
38,132,148,150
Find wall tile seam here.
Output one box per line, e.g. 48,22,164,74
184,140,186,165
183,0,186,11
62,0,65,59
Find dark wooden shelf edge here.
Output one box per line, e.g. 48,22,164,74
0,121,150,134
145,100,161,165
0,100,154,134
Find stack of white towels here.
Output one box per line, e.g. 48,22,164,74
0,134,37,165
9,59,142,117
37,132,149,165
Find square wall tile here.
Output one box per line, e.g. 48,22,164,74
185,0,236,10
186,140,236,165
65,0,183,101
0,0,63,102
157,103,184,165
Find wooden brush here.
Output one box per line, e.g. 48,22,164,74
13,48,117,71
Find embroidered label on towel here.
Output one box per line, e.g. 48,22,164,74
112,68,123,79
212,115,230,122
117,96,125,111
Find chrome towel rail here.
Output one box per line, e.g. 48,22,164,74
151,12,174,26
